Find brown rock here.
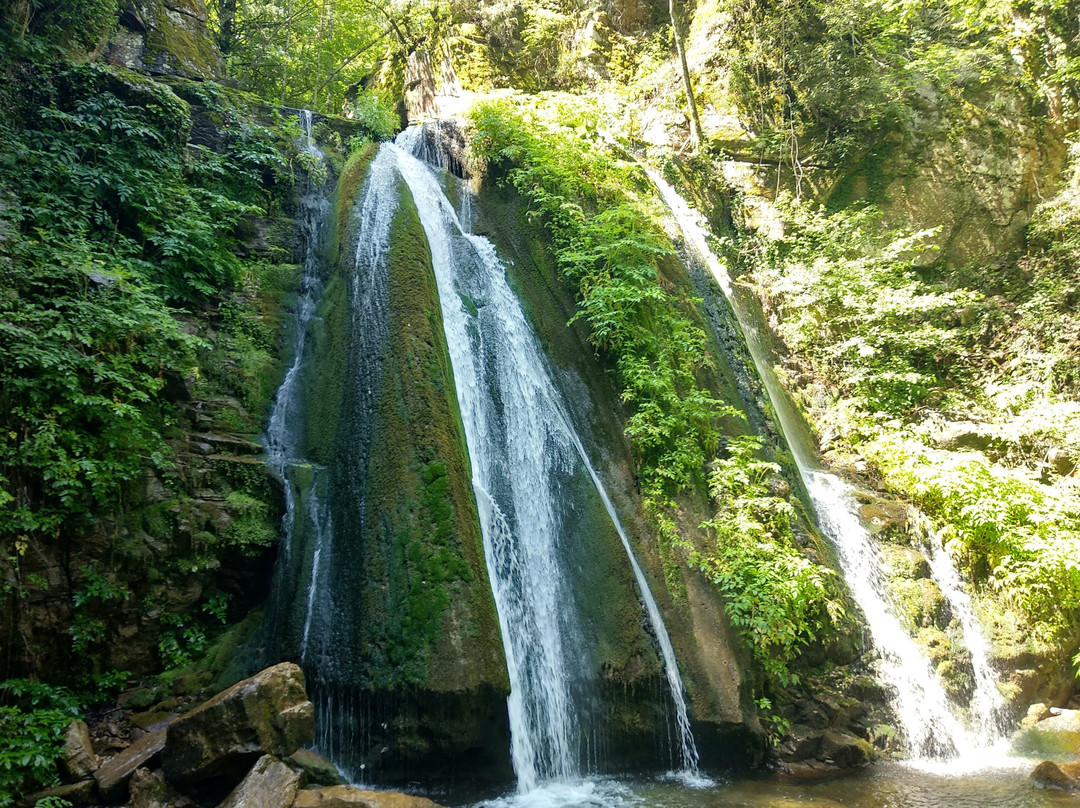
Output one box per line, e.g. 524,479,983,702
161,662,314,787
1030,760,1080,791
93,728,168,800
218,755,300,808
59,720,98,782
130,767,194,808
292,786,443,808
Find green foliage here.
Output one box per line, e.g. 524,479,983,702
715,0,1080,168
69,565,130,654
864,433,1080,633
0,680,80,807
8,0,119,51
345,92,400,143
223,491,277,553
691,436,841,692
470,98,736,503
747,201,976,417
0,59,291,561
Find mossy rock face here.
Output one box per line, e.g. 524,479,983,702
264,156,510,782
106,0,224,80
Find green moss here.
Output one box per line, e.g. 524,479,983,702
356,185,505,691
329,144,380,264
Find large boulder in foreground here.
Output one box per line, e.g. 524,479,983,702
1031,759,1080,791
292,786,442,808
218,755,300,808
162,663,314,787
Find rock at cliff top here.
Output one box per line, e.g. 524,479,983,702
292,786,444,808
218,755,300,808
59,720,98,783
106,0,224,79
93,727,169,800
161,662,314,787
1031,760,1080,791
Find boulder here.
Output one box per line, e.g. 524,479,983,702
292,786,443,808
130,767,194,808
1031,760,1080,791
161,662,315,787
1013,708,1080,758
818,730,874,767
285,749,346,787
93,727,169,800
59,720,98,782
218,755,300,808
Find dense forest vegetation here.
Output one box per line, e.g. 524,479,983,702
1,0,1079,802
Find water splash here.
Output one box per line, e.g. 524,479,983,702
644,165,1007,763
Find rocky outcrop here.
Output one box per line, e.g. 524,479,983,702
107,0,224,79
161,662,315,786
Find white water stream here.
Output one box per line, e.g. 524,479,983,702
391,127,701,792
645,167,1009,763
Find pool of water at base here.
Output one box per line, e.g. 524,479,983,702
428,759,1076,808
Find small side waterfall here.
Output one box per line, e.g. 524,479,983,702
645,167,1008,762
391,126,701,790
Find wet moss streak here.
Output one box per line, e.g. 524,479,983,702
360,181,506,691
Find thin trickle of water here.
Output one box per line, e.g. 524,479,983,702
922,527,1008,743
393,126,701,790
645,167,1007,762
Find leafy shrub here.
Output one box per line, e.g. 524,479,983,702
690,437,842,690
470,99,735,504
0,680,80,807
346,92,400,142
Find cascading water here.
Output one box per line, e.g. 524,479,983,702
921,523,1009,744
645,166,1008,762
389,126,701,791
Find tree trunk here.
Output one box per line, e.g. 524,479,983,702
670,0,704,150
217,0,237,56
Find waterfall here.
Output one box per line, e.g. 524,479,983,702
644,167,1007,761
391,126,701,790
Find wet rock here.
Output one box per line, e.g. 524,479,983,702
130,767,194,808
818,729,874,767
59,720,98,782
858,501,908,535
161,662,314,787
291,786,443,808
218,755,300,808
1031,760,1080,791
285,749,346,787
93,727,169,800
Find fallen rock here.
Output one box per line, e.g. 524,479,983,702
162,662,315,787
219,755,300,808
1013,708,1080,758
286,749,346,787
59,720,98,782
130,767,195,808
21,779,95,806
1031,760,1080,791
292,786,443,808
93,727,169,800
